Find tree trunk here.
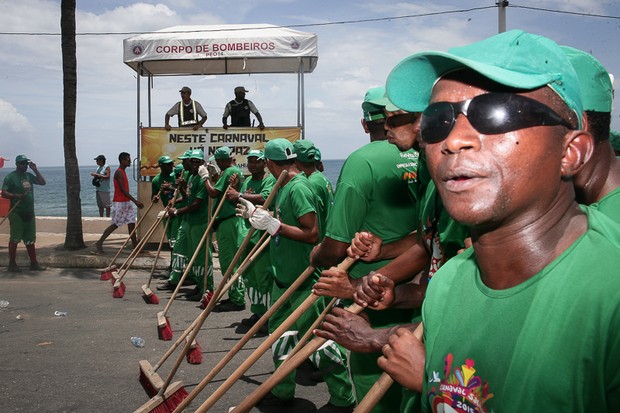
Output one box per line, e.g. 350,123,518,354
61,0,85,250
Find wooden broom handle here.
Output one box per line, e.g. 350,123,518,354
0,187,31,227
193,256,357,413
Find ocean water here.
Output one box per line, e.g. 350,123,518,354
0,160,345,217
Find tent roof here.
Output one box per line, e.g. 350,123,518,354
123,24,318,76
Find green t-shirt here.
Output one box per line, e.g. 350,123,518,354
307,170,334,240
238,173,277,245
213,165,244,220
2,171,37,214
326,140,419,279
270,173,321,287
421,207,620,413
183,173,209,224
591,186,620,224
151,172,176,206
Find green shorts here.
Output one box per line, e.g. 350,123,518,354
9,212,36,245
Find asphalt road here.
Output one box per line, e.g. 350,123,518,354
0,266,332,413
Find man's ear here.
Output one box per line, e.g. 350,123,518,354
361,119,370,134
561,129,594,178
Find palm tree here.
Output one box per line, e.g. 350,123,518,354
61,0,85,250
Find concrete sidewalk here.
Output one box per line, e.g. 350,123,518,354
0,216,172,270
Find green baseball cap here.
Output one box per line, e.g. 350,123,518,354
173,164,185,176
178,150,192,160
247,149,264,160
386,30,583,127
213,146,232,160
15,155,30,163
610,130,620,151
158,155,173,165
188,149,204,160
293,140,317,163
362,86,389,121
314,147,322,162
561,46,613,113
265,139,297,161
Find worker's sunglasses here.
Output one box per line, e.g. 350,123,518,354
385,112,419,128
17,161,29,166
189,158,203,164
420,92,574,144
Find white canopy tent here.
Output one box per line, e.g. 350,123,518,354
123,24,319,143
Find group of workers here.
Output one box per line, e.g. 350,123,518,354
5,28,620,413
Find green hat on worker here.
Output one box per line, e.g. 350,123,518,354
265,139,297,161
293,140,317,163
15,155,30,163
610,130,620,151
362,86,389,122
178,150,192,160
561,45,613,113
188,149,204,160
314,147,322,162
158,155,173,165
173,163,185,176
247,149,264,160
386,30,583,127
213,146,232,160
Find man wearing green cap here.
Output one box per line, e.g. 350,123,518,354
151,156,176,247
160,149,212,299
293,139,334,239
226,149,276,326
238,138,355,411
309,87,420,412
202,146,246,311
2,155,46,272
377,30,620,412
562,46,620,220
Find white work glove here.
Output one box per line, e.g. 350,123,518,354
236,197,256,220
198,165,210,182
249,208,281,236
207,161,220,177
157,210,168,219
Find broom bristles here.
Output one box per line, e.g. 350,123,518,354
100,271,113,281
199,290,214,309
112,282,126,298
134,381,187,413
158,317,173,341
186,341,203,365
143,292,159,304
139,369,159,398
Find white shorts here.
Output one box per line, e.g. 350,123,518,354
111,201,136,227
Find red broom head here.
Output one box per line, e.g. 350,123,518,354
100,271,113,281
199,290,215,309
162,387,189,413
158,317,173,341
186,341,203,365
112,282,126,299
139,369,159,398
142,292,159,305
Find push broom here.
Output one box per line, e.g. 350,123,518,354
100,188,161,280
156,186,230,341
138,232,271,398
172,258,323,412
185,256,357,413
353,322,424,413
0,187,30,227
143,188,181,304
112,211,166,298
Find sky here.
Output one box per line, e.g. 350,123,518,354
1,0,619,167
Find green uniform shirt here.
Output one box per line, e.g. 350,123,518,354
239,173,277,244
592,186,620,223
2,171,37,214
307,170,334,240
421,207,620,413
270,173,320,287
151,171,176,206
326,140,419,280
213,165,244,220
184,173,209,224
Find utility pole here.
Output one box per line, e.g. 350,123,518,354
497,0,509,33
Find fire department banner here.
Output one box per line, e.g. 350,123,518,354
140,126,301,177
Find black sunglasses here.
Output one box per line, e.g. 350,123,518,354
189,158,203,164
385,112,419,128
420,92,575,144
